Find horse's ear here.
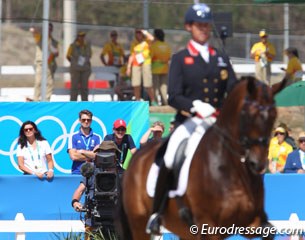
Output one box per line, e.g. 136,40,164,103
271,77,288,96
245,76,257,98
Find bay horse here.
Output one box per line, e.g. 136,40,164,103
117,76,285,240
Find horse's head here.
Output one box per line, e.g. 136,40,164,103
219,76,285,174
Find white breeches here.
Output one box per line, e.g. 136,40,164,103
164,116,216,169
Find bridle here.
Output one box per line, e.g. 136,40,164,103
239,98,274,150
212,92,275,164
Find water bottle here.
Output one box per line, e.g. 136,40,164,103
272,157,278,173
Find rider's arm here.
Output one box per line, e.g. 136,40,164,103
167,52,193,113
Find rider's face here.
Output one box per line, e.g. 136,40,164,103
185,22,211,45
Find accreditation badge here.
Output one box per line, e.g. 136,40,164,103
220,69,228,80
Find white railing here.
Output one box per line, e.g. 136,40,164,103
2,212,305,240
0,213,85,240
1,63,301,76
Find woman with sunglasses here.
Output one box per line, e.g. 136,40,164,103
267,126,293,173
17,121,54,179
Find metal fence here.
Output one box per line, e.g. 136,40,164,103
1,21,305,83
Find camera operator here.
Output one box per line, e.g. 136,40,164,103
104,119,137,175
71,162,95,240
71,141,121,240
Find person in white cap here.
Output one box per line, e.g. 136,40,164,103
250,29,276,86
268,126,293,173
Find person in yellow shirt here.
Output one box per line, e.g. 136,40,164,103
250,29,276,86
150,29,171,106
282,47,303,83
268,127,293,173
29,23,59,101
100,30,125,67
66,31,92,101
126,29,157,105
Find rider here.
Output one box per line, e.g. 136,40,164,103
146,2,237,235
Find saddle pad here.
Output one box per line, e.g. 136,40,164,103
146,148,194,198
146,116,216,198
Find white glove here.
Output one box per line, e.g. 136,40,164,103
191,100,215,118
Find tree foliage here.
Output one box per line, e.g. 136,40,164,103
3,0,305,34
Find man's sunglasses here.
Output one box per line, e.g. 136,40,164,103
81,118,92,123
115,127,126,132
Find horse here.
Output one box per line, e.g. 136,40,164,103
117,76,286,240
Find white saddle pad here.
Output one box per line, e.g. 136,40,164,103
146,116,216,198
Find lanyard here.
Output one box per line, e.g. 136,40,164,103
27,140,41,169
81,136,92,150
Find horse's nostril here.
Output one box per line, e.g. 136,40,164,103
247,158,263,174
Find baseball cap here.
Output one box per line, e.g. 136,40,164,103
77,31,86,36
259,29,267,37
113,119,126,129
299,131,305,140
110,30,118,36
275,127,286,134
184,3,213,24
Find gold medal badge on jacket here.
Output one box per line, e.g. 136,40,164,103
220,69,228,80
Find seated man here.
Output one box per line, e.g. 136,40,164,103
284,131,305,173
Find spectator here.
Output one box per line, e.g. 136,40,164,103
103,119,137,173
280,122,297,150
68,109,102,174
284,131,305,173
17,120,54,180
269,122,297,150
100,30,125,67
150,29,172,105
282,47,303,83
29,22,59,101
169,120,176,134
268,126,293,173
140,121,165,146
250,29,276,86
126,29,157,105
146,2,237,234
114,55,134,100
66,31,92,101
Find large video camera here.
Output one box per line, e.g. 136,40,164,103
80,141,121,230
